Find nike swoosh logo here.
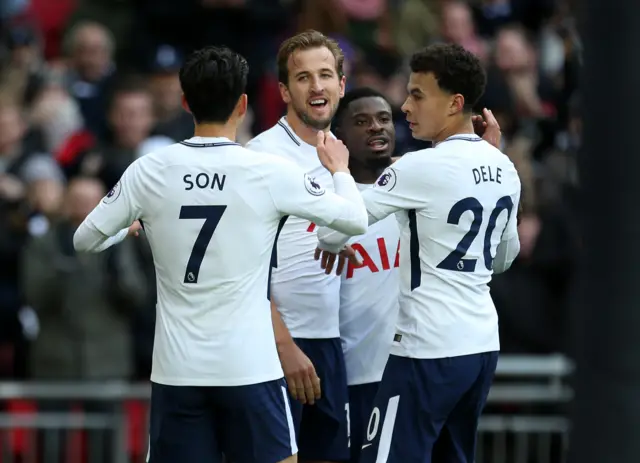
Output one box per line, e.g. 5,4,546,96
362,443,372,449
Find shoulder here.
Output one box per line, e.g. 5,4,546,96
246,125,281,150
127,148,166,175
246,122,300,156
138,136,176,157
386,149,437,176
484,144,520,184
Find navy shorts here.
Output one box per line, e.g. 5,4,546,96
148,379,297,463
289,337,350,461
360,352,498,463
347,382,380,463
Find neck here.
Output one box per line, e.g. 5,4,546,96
350,158,391,184
431,115,476,144
193,122,237,141
285,109,329,146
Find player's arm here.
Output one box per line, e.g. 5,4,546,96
73,160,144,253
245,137,269,153
317,154,427,252
271,298,293,347
268,136,368,236
270,298,321,404
493,190,521,274
270,167,367,235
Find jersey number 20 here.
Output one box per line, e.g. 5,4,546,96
179,205,227,284
436,195,513,273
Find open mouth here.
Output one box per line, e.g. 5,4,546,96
367,136,390,152
309,98,328,110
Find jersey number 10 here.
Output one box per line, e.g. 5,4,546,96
436,195,514,273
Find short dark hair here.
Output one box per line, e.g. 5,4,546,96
277,30,344,85
410,44,486,111
333,87,389,131
179,46,249,124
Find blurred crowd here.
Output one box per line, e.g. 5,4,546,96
0,0,582,382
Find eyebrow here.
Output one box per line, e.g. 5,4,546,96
407,87,423,96
294,67,335,79
351,110,392,118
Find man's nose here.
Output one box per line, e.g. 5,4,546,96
368,120,384,133
309,76,324,93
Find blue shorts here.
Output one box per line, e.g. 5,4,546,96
360,352,498,463
289,337,350,462
148,379,297,463
348,382,380,463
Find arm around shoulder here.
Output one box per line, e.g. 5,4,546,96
268,160,368,236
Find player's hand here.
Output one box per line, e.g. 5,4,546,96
316,131,350,175
473,108,502,149
314,245,362,275
278,341,321,405
128,220,142,237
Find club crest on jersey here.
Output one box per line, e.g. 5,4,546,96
374,168,397,192
103,181,122,204
304,174,325,196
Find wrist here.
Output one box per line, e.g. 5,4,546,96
332,167,350,175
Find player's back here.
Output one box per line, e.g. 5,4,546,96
392,134,520,360
135,137,289,386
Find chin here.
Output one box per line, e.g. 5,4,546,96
366,153,393,168
371,149,393,159
302,114,332,131
412,131,433,141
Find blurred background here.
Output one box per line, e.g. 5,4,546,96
0,0,581,462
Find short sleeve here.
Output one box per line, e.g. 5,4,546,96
85,158,145,237
361,153,430,220
501,169,522,241
267,159,368,236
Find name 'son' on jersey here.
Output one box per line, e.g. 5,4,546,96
183,172,227,191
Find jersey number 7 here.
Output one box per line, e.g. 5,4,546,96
436,195,514,273
179,205,227,284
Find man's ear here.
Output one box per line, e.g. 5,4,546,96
279,82,292,105
181,94,191,114
450,94,465,116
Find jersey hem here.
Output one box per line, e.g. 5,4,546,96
390,344,500,359
150,371,284,387
288,330,341,339
347,375,384,386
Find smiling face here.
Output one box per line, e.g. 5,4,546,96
338,96,395,166
279,46,346,130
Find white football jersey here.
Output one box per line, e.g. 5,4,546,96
78,136,367,386
246,117,341,338
340,183,400,385
320,134,521,359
